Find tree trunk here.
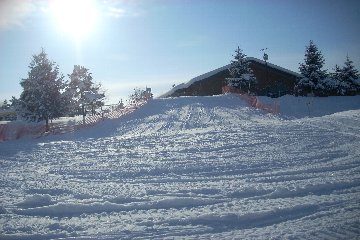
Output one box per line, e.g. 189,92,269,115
82,105,86,124
92,104,95,116
45,117,50,132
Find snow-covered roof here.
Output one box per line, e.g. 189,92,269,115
247,57,302,78
159,64,230,98
160,57,301,98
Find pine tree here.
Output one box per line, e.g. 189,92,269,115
340,56,359,95
1,100,10,110
297,40,327,95
18,49,65,131
328,56,360,95
329,64,344,95
226,46,256,92
10,96,19,108
330,64,342,80
129,88,141,103
65,65,104,123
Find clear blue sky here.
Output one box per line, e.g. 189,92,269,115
1,0,360,104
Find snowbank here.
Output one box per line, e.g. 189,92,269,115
17,194,53,208
258,95,360,118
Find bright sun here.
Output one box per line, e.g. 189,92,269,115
50,0,98,40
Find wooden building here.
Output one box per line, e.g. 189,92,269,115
163,57,301,98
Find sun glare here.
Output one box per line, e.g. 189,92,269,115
50,0,98,40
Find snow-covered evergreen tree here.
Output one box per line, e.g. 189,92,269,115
1,100,10,110
327,57,360,96
226,47,256,92
297,40,327,96
326,64,344,95
65,65,104,123
330,64,342,81
340,56,359,95
129,87,144,103
10,96,19,108
128,87,153,103
18,49,65,131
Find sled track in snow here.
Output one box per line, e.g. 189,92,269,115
0,95,359,239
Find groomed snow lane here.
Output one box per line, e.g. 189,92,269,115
0,95,359,239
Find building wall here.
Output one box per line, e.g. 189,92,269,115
169,60,298,98
170,70,229,97
250,61,297,97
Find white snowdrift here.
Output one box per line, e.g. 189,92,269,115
17,194,53,208
15,198,223,217
258,95,360,118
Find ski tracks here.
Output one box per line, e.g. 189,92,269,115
1,95,359,239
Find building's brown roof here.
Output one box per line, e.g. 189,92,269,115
161,57,301,98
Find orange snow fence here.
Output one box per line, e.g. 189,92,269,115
50,100,148,135
222,86,279,115
0,100,148,142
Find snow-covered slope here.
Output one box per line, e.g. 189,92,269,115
1,94,360,239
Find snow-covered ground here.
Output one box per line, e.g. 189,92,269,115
1,94,360,239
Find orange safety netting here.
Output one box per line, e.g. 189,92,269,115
0,100,148,142
222,86,279,115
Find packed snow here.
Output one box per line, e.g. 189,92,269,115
1,94,360,239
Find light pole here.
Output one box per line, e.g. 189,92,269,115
261,48,269,95
261,48,268,63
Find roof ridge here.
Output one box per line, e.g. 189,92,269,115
246,57,301,77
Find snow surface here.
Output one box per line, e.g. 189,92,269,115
1,94,360,239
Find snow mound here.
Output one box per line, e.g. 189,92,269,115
258,95,360,118
15,198,223,217
17,194,53,208
1,94,360,239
